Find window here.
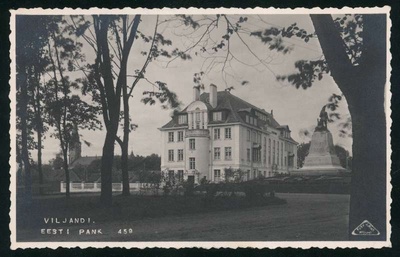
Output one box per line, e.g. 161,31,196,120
273,140,276,165
252,131,257,142
263,137,267,164
168,150,174,162
214,169,221,182
225,147,232,160
254,119,257,126
168,132,174,142
268,139,271,165
247,148,251,162
214,128,220,140
257,133,261,144
253,148,260,162
195,112,201,129
246,115,249,123
177,170,184,181
277,143,280,167
189,139,195,150
214,147,221,160
189,157,196,169
177,131,184,142
178,149,184,161
178,115,187,124
190,113,194,129
225,127,232,139
249,116,253,125
168,170,174,181
213,112,222,121
247,129,251,141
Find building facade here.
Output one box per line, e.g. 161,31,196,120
159,84,298,183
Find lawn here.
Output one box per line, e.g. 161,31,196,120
16,193,350,241
17,193,286,229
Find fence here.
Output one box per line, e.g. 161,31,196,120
60,182,159,193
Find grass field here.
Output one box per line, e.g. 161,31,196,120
16,193,350,241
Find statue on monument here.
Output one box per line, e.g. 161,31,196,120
316,105,329,131
292,104,349,176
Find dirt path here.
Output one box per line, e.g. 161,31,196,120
17,193,349,241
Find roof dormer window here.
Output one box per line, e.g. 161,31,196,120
213,111,222,121
178,114,187,124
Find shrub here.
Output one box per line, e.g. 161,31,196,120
242,183,267,199
204,184,218,200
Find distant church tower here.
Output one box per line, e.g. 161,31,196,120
69,123,81,164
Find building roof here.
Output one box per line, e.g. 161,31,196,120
70,156,100,169
42,169,83,182
161,90,282,130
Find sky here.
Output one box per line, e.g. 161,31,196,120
28,14,352,163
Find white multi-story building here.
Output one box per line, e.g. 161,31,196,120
159,84,298,183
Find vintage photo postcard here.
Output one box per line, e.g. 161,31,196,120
9,7,391,249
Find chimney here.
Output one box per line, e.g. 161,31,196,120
271,109,274,117
193,86,200,101
210,84,217,108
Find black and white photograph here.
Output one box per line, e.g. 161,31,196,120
9,7,391,248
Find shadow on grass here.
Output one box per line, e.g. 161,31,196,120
17,194,286,229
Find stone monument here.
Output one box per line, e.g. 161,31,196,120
292,106,349,176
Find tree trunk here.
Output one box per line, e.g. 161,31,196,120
348,88,386,240
20,70,32,203
121,73,130,196
35,86,44,195
121,138,130,196
311,14,387,240
37,128,43,195
62,148,70,198
100,129,117,206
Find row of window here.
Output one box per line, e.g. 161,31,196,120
245,137,291,168
213,147,232,160
169,142,291,167
167,152,197,170
169,146,233,162
245,115,258,126
168,131,184,142
246,129,262,143
213,127,231,140
178,111,225,126
168,149,184,162
168,128,232,143
167,170,185,182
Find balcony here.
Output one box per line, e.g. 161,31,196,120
186,129,210,138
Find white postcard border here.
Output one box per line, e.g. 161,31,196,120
9,6,392,249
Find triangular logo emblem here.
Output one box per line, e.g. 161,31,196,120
352,220,380,236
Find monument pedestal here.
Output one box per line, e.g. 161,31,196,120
292,128,350,176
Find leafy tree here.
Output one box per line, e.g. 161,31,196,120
16,15,51,201
252,14,387,239
297,142,352,169
174,13,386,239
297,142,310,169
224,168,246,183
44,17,101,198
70,15,185,203
334,145,352,171
50,153,64,170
